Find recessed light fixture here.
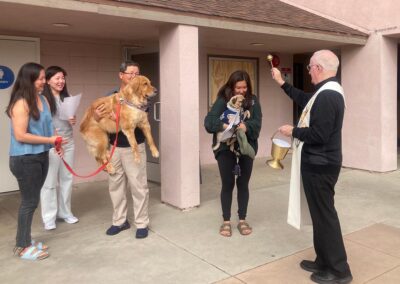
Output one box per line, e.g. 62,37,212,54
52,23,71,28
250,42,264,46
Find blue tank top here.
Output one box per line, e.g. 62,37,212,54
9,95,54,156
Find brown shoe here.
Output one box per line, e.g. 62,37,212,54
237,221,252,235
219,222,232,237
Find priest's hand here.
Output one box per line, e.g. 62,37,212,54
271,67,285,86
279,124,294,136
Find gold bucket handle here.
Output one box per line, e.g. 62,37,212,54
270,130,279,141
270,130,292,148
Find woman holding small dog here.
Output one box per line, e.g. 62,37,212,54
6,62,62,260
204,70,262,237
40,66,79,230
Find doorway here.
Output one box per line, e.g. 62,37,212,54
292,50,341,124
128,52,161,183
293,53,313,123
397,44,400,148
292,62,303,124
0,36,40,193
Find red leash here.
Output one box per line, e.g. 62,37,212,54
58,101,122,178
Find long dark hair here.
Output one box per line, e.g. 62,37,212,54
6,62,44,120
42,66,70,116
217,70,253,109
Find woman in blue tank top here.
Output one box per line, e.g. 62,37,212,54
6,62,61,261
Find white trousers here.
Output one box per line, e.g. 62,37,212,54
108,144,149,228
40,140,75,224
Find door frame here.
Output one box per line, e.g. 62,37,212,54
0,35,40,193
125,48,161,183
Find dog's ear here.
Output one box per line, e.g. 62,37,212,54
123,76,140,97
132,76,141,92
232,97,237,105
134,76,145,97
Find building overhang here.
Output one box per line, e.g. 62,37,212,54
0,0,368,53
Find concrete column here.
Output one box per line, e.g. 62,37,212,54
159,25,200,208
341,33,397,172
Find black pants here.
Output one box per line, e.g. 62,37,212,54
301,168,351,277
9,152,49,248
216,151,254,221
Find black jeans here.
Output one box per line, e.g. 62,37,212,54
301,168,351,277
9,152,49,248
216,150,254,221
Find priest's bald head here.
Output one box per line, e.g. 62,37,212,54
308,50,339,85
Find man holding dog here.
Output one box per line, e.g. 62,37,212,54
271,50,352,284
95,61,149,239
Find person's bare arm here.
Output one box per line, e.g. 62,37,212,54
11,99,57,145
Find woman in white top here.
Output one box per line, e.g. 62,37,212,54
40,66,78,230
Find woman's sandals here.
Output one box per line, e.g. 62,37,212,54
237,221,252,235
219,222,232,237
31,240,49,251
13,245,49,261
220,221,252,236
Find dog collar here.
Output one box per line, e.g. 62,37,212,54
120,98,148,112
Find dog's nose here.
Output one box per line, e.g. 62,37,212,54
153,88,158,96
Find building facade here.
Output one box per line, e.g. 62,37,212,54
0,0,397,209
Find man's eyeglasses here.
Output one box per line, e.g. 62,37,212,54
306,64,318,71
123,72,140,76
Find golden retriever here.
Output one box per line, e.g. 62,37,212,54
80,75,159,174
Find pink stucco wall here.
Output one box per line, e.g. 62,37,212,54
342,35,397,171
289,0,399,171
160,25,200,208
41,36,122,183
286,0,400,31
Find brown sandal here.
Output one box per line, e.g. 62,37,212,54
219,223,232,237
237,221,252,235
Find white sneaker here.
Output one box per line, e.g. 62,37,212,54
44,222,56,230
64,216,79,224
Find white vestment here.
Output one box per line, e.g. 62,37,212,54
287,81,345,230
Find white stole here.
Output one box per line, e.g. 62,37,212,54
287,81,345,230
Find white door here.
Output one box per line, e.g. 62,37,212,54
0,36,40,193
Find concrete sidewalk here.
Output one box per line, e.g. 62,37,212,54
0,156,399,284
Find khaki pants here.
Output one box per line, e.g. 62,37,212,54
108,144,149,228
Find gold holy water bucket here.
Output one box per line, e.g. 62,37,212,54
266,131,291,170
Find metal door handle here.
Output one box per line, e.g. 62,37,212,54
153,102,160,122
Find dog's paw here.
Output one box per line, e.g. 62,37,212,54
212,142,221,151
106,163,115,175
151,148,159,158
